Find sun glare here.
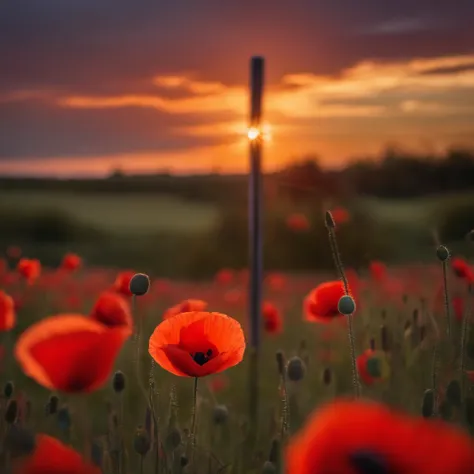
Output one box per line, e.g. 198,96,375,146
247,123,272,142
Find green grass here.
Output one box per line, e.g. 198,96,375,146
0,191,219,236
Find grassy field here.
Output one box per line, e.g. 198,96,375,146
0,190,219,236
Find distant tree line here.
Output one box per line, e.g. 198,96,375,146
1,147,474,201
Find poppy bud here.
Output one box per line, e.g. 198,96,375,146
57,406,72,433
130,273,150,296
338,295,356,315
262,461,276,474
47,395,59,415
436,245,450,262
446,380,461,407
286,356,305,382
276,351,285,377
165,427,181,450
369,338,376,351
91,439,103,468
5,400,18,424
324,210,336,229
212,404,229,425
4,381,14,399
439,400,453,421
322,367,332,386
421,389,435,418
180,455,188,467
133,426,151,455
112,370,126,393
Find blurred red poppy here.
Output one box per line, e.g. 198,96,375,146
14,434,100,474
304,281,349,323
149,311,245,377
286,213,310,232
369,261,387,282
163,299,208,320
17,259,41,284
209,374,229,393
286,398,474,474
452,257,474,283
0,290,15,331
266,272,287,292
60,253,82,272
331,206,350,225
113,270,135,296
90,291,133,330
15,314,131,393
262,301,283,334
215,268,234,285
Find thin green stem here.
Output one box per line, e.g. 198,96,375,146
441,260,452,339
190,377,198,467
326,217,359,398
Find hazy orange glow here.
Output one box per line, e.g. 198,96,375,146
1,53,473,177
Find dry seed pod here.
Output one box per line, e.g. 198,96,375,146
133,426,151,455
436,245,450,262
130,273,150,296
338,295,356,315
212,404,229,425
112,371,126,393
421,389,435,418
286,357,305,382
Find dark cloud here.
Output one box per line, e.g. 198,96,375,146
0,99,236,158
0,0,473,94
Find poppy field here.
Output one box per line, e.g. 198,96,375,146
1,223,474,473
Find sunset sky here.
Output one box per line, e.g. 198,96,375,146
0,0,473,177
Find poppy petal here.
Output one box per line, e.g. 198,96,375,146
15,314,130,393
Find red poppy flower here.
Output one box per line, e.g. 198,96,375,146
262,301,282,334
286,398,474,474
14,434,100,474
331,206,350,225
215,269,234,285
90,291,133,330
266,272,287,291
60,253,82,272
452,258,474,282
163,299,208,320
0,290,15,331
15,314,131,393
113,270,135,296
17,259,41,283
304,281,349,323
149,311,245,377
286,213,310,232
466,371,474,383
223,289,243,305
369,261,387,282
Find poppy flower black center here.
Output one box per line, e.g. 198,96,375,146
191,349,213,366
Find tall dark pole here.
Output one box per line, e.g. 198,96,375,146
249,56,264,351
248,56,264,426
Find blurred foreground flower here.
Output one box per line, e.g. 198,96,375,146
286,398,474,474
163,299,208,320
17,259,41,284
149,311,245,377
14,434,100,474
0,290,15,331
15,314,131,393
90,291,133,331
60,253,82,272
